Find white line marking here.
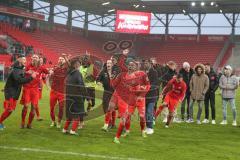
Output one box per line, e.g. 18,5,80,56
0,146,143,160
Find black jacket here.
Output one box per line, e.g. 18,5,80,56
4,62,33,100
65,69,88,119
160,66,177,88
179,68,194,94
153,64,163,86
146,67,159,104
96,66,114,92
206,68,219,93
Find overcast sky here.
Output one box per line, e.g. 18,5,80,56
34,0,240,35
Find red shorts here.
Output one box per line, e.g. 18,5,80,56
164,94,180,112
20,87,39,106
115,95,129,118
3,98,17,111
128,98,145,117
50,90,65,107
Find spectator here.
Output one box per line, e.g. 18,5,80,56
144,59,158,134
179,62,194,121
219,65,238,126
203,63,219,125
188,63,209,124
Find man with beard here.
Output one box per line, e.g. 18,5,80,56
20,54,49,129
0,55,36,130
49,56,68,128
111,60,150,144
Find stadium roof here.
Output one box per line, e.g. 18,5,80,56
41,0,240,15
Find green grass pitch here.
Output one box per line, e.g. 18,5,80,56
0,82,240,160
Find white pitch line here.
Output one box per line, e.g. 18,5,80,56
0,146,143,160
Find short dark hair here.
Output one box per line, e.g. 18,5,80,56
204,63,211,66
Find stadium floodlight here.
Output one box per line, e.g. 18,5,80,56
182,9,186,13
210,2,215,6
191,2,196,7
219,9,223,13
102,2,110,6
134,4,140,8
142,5,146,8
108,9,115,13
201,2,205,6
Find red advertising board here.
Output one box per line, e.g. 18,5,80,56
0,5,45,21
115,10,151,34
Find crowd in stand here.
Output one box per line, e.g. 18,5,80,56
0,49,239,144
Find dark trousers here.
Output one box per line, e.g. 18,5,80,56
181,93,191,120
102,90,113,114
204,91,216,120
86,87,95,107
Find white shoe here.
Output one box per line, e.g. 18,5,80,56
220,120,227,125
197,120,201,125
232,121,237,126
186,119,194,123
165,125,169,128
153,120,156,126
56,122,61,129
70,130,79,135
173,118,182,123
202,119,209,124
50,121,56,127
146,128,154,135
101,124,109,132
162,117,167,123
62,129,67,134
211,120,216,125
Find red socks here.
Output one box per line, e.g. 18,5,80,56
0,110,11,124
116,121,124,138
64,119,71,130
21,107,28,126
155,105,164,119
27,110,35,126
140,117,145,131
71,119,80,132
58,104,64,123
125,115,131,131
35,105,40,118
111,111,116,126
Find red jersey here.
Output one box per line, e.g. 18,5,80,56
163,78,187,101
24,64,49,89
50,65,68,93
118,54,128,72
111,71,150,106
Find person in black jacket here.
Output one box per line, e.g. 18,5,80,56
203,63,219,124
144,60,158,135
159,61,177,122
0,55,36,130
62,58,90,135
97,60,116,130
179,62,194,121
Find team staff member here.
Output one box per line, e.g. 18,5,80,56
0,55,36,130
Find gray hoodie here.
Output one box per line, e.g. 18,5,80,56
219,74,239,99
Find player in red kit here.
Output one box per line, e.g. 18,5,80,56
49,56,68,128
0,55,36,130
110,61,150,144
20,54,49,129
155,74,187,128
123,61,150,138
35,56,46,121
